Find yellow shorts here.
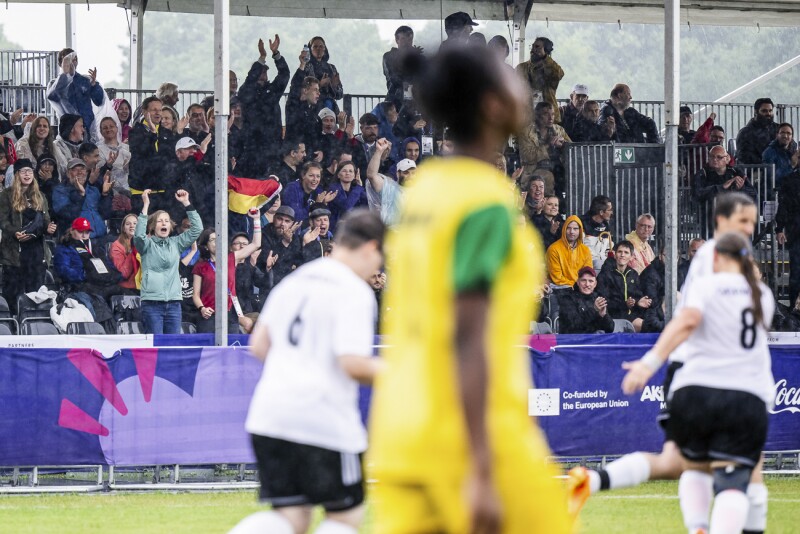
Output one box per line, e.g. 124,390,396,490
371,460,573,534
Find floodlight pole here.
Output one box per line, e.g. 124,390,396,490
65,4,77,49
128,0,144,101
213,0,230,347
664,0,680,320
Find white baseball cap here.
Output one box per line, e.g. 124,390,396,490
571,84,589,96
396,159,417,172
318,107,336,121
175,137,200,151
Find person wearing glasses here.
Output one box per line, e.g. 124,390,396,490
693,145,757,203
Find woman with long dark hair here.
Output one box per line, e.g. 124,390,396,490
15,116,56,162
0,159,57,312
622,232,775,534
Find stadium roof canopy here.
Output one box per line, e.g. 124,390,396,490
18,0,800,26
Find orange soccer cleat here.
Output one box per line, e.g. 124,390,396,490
566,466,591,517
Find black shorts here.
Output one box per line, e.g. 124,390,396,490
666,385,768,467
251,434,365,512
656,361,684,439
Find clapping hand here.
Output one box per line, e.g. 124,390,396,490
265,250,279,271
594,296,608,316
734,175,745,190
269,35,281,55
177,115,190,132
106,150,118,166
626,296,636,309
637,296,652,309
354,168,363,187
337,111,347,129
316,190,338,204
200,133,213,154
88,67,97,86
303,225,321,245
9,108,23,124
101,171,114,195
284,222,302,241
258,38,267,60
319,73,331,88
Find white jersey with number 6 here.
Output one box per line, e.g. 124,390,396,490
245,257,377,453
669,272,775,405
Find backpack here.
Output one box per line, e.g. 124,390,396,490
583,231,613,271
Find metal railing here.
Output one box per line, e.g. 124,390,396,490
0,51,59,87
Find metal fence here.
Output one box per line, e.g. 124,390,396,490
0,50,59,87
564,142,787,300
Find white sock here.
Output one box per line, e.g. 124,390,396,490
605,452,652,490
679,470,713,532
228,511,293,534
710,490,749,534
588,469,601,493
315,519,358,534
743,482,768,532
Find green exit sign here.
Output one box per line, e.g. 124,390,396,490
614,147,636,163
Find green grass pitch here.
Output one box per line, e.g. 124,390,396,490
1,478,798,533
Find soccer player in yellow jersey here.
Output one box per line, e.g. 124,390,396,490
368,46,572,533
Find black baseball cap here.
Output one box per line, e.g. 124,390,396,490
445,11,478,30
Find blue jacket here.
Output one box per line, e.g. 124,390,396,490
46,73,105,134
762,138,798,187
52,182,112,239
54,243,86,284
282,180,321,223
327,182,367,230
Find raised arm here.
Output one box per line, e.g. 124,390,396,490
366,138,391,194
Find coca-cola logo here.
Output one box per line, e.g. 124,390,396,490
771,379,800,415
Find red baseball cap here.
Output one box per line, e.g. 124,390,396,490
71,218,92,232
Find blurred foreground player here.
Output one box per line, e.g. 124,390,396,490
367,45,572,533
230,210,385,534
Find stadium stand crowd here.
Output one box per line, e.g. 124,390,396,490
0,11,798,336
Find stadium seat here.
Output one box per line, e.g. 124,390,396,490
20,321,60,335
0,295,19,334
111,295,142,323
0,323,13,336
181,322,197,334
117,321,144,335
17,295,54,326
66,322,107,335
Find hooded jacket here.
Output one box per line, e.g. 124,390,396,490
762,138,798,186
736,117,778,164
112,98,132,142
545,215,593,286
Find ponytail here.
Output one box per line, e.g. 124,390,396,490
714,232,766,328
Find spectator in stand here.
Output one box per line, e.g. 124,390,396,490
389,137,421,178
230,70,239,96
54,114,85,176
78,142,114,196
533,194,563,249
366,138,412,226
580,195,614,239
354,113,384,175
161,137,213,226
383,26,421,110
35,153,59,213
518,101,570,194
182,104,212,154
303,36,344,114
373,101,400,156
546,215,593,287
269,140,306,188
46,48,105,141
238,36,290,176
559,84,589,139
625,213,656,274
597,240,651,332
109,213,141,294
392,101,430,154
135,189,202,334
15,116,56,162
558,266,615,334
286,50,322,154
521,174,546,222
97,117,131,194
112,98,133,143
156,82,179,108
762,123,798,188
693,145,757,203
468,32,487,47
328,160,367,230
776,167,800,306
52,159,112,239
487,35,511,65
192,210,261,334
160,106,181,135
231,233,267,330
736,97,778,164
258,205,305,288
0,107,30,144
690,113,725,145
321,146,353,188
571,100,614,143
0,159,57,311
441,11,478,48
54,217,123,301
0,144,9,185
678,106,696,144
599,84,660,143
129,96,175,216
515,37,564,122
282,161,336,224
302,206,334,261
677,237,705,288
640,242,665,309
316,107,349,164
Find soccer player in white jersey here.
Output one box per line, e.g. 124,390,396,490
622,232,774,534
229,210,385,534
568,193,769,533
